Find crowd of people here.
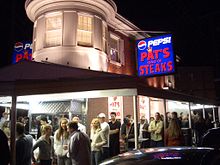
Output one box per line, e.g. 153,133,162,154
0,110,216,165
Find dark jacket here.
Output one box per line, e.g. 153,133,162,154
16,134,33,165
0,129,10,165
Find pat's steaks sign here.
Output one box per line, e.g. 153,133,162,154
136,34,175,77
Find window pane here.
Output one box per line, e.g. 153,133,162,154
46,15,62,30
110,35,120,63
77,15,93,46
45,13,62,47
46,30,62,46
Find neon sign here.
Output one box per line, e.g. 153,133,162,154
136,34,175,77
12,42,32,64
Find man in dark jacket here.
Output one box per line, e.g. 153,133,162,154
0,129,10,165
68,121,91,165
16,122,33,165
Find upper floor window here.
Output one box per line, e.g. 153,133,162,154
45,13,62,47
77,14,93,46
109,33,124,65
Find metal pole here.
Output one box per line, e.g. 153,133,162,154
163,99,167,146
212,106,216,128
188,102,192,129
188,102,193,146
163,99,167,129
10,94,17,165
133,95,138,149
202,105,206,119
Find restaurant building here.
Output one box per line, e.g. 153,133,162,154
0,0,219,164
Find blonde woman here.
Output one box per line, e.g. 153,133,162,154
165,119,183,146
54,118,70,165
2,121,10,139
32,124,54,165
90,118,107,165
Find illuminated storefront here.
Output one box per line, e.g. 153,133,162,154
0,1,219,165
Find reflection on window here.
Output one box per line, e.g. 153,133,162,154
77,15,93,46
45,13,62,47
33,21,37,51
110,34,120,63
102,22,107,53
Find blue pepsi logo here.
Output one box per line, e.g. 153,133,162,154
138,40,147,50
14,42,23,52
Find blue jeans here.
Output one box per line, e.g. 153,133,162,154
91,151,101,165
150,140,164,147
101,147,109,161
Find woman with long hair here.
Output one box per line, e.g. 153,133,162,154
90,118,107,165
165,118,183,146
54,118,70,165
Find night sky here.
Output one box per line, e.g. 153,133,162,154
1,0,220,68
113,0,220,67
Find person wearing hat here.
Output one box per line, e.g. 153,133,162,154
97,113,110,161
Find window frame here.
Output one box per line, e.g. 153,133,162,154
45,12,63,47
77,13,93,47
109,33,124,66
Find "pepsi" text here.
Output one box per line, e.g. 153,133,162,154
148,36,171,47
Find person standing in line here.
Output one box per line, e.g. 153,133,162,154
37,116,48,139
33,124,54,165
121,115,135,151
138,116,149,139
54,118,71,165
148,112,164,147
171,112,182,128
138,116,150,148
97,113,110,160
108,112,121,157
0,129,10,165
90,118,107,165
194,114,207,146
72,116,87,134
164,119,184,146
0,112,9,129
2,121,10,139
16,122,33,165
68,121,91,165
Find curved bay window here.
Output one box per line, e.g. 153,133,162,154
77,14,93,46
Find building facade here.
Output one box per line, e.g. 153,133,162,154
25,0,173,89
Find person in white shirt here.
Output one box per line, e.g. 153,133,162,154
72,116,86,134
97,113,110,161
54,118,71,165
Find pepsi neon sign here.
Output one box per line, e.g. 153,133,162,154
12,42,32,64
136,34,175,77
